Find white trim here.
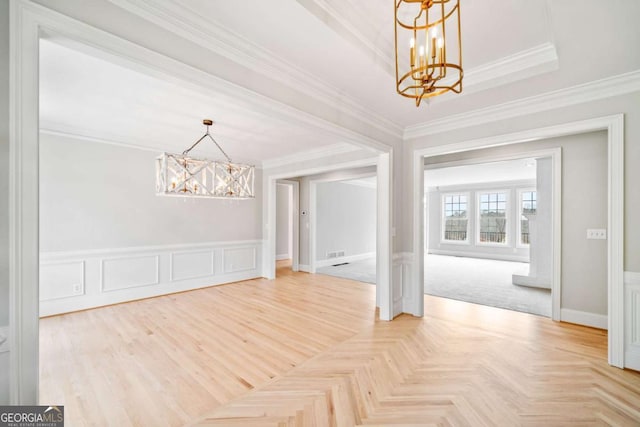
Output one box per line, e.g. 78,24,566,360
560,309,608,330
298,264,312,273
427,178,536,193
277,180,300,272
263,156,379,280
276,254,290,261
309,181,317,274
405,70,640,139
262,143,361,170
428,249,529,264
625,272,640,285
39,240,263,261
315,252,375,269
516,187,537,249
454,43,558,97
9,0,40,404
107,0,404,141
412,116,623,367
39,241,263,317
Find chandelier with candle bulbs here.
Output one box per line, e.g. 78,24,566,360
155,119,255,199
394,0,463,106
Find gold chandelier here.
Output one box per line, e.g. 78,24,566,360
155,119,255,199
394,0,463,106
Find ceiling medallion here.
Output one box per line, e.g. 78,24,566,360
394,0,463,106
155,119,255,199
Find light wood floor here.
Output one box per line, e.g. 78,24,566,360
40,262,640,426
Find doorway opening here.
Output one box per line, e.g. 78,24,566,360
275,180,299,276
314,174,377,285
424,157,551,317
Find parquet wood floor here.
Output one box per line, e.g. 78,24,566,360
40,262,640,426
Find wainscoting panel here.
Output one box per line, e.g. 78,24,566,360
102,255,159,292
223,247,257,273
40,240,263,317
40,261,85,301
170,250,214,282
625,272,640,370
394,252,413,317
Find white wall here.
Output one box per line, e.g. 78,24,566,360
275,183,292,259
293,165,377,267
316,181,376,264
40,133,262,251
421,131,608,316
427,180,534,262
0,0,9,404
39,133,263,315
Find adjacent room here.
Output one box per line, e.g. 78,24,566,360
3,0,640,425
423,157,552,317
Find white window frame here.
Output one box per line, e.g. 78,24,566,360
440,192,470,245
517,188,537,248
476,189,510,247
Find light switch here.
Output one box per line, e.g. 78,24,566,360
586,229,607,240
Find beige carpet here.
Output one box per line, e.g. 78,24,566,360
316,254,551,317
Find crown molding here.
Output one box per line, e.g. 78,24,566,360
40,127,161,153
107,0,403,140
405,69,640,140
41,125,366,171
455,43,558,96
261,143,361,170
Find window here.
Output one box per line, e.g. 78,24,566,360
442,194,468,242
478,192,508,244
520,190,537,245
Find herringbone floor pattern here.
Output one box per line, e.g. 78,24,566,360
41,261,640,426
193,311,640,426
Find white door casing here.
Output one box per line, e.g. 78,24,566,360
411,114,624,368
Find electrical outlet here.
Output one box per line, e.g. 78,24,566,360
586,229,607,240
73,283,82,295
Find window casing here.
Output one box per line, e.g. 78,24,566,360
477,191,509,245
519,189,537,246
441,193,469,243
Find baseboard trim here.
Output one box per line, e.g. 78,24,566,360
560,308,607,330
315,252,375,269
298,264,312,273
429,249,529,263
276,254,291,261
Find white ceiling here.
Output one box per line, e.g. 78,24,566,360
37,0,640,164
424,158,536,188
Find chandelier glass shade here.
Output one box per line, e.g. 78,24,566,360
394,0,463,106
155,120,255,199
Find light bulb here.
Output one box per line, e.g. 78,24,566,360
437,37,444,48
410,37,415,48
431,27,438,38
419,45,425,56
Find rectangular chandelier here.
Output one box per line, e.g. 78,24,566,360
155,119,255,199
156,153,255,199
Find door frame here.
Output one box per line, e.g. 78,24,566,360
275,180,299,272
411,114,624,368
423,148,562,320
308,171,376,274
262,153,393,321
